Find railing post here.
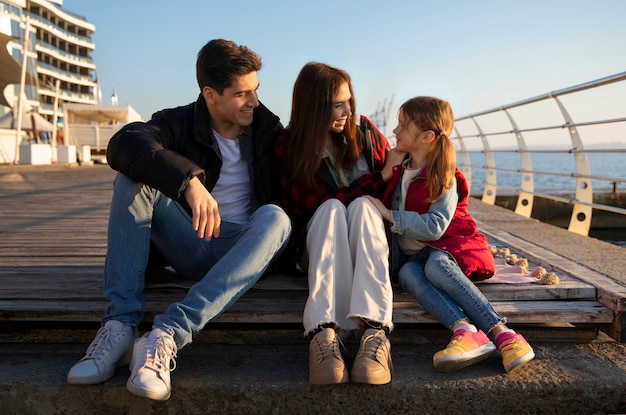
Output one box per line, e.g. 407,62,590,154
453,126,472,195
553,96,593,236
471,118,497,205
503,110,534,218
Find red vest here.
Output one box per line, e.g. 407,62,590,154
384,167,495,282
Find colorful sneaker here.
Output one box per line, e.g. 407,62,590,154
67,320,137,385
351,328,392,385
433,329,496,372
496,331,535,372
126,329,177,401
308,327,349,385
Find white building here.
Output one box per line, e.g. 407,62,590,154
0,0,98,119
0,0,142,164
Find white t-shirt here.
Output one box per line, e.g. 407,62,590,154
398,167,427,254
210,130,251,224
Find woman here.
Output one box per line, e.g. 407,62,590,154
274,62,404,385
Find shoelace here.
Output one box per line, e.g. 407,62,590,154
85,326,123,362
138,335,177,374
357,331,393,373
359,332,389,361
313,335,344,361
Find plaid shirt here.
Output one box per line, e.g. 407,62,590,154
274,116,390,271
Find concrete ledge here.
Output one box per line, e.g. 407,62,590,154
1,338,626,414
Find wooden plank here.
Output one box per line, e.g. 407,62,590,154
0,259,106,266
0,298,613,325
0,270,597,302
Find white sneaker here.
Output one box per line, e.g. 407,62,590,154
126,329,177,401
67,320,137,385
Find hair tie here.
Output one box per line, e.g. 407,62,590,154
439,131,447,137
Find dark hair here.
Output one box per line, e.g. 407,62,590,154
286,62,360,189
196,39,262,93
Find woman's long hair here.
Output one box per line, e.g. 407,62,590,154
400,96,456,202
285,62,360,189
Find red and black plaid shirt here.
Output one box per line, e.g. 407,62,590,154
274,116,390,271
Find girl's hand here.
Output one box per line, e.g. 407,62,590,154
365,195,392,222
381,148,406,181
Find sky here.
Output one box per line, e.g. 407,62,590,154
61,0,626,146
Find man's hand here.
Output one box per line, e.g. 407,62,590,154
184,176,221,240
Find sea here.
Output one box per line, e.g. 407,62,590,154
461,151,626,247
463,151,626,194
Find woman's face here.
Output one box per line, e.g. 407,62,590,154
329,82,352,133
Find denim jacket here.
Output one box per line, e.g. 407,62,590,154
384,160,495,282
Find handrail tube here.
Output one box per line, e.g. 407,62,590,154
465,148,626,154
530,192,626,216
456,72,626,121
466,163,626,185
454,71,625,238
469,180,626,216
455,117,626,139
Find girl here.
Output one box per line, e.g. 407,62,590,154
366,96,535,373
274,62,405,385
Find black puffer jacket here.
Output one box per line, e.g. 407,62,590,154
107,94,283,213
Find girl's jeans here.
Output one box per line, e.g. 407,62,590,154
303,197,393,337
102,173,291,349
398,247,504,334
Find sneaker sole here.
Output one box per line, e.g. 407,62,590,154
434,343,497,373
66,351,133,385
309,369,349,385
67,368,116,385
351,371,391,385
126,379,171,401
504,349,536,372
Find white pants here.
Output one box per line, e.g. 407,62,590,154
302,197,393,336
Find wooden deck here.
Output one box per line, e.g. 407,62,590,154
0,164,623,341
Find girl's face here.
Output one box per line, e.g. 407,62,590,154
329,82,352,133
393,110,425,153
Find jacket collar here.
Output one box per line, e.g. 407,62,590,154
192,93,280,145
193,94,217,148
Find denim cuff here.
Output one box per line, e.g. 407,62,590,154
390,210,403,234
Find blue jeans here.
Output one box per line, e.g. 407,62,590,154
397,247,504,333
102,173,291,349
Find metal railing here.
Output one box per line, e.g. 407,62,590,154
451,72,626,236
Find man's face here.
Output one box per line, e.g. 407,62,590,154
204,72,260,137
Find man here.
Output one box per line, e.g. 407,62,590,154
67,39,291,401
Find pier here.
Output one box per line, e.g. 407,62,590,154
1,163,625,414
2,70,626,415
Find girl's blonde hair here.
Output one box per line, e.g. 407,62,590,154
400,96,456,202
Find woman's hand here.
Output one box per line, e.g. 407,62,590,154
381,148,406,181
